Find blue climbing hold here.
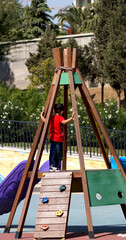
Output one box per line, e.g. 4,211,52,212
41,197,48,203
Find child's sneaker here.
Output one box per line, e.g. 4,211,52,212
55,167,60,172
49,166,55,172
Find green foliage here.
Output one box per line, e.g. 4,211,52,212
91,0,126,96
62,38,96,79
54,4,96,34
75,98,126,131
0,84,44,122
28,57,54,91
0,0,23,42
25,26,62,98
1,84,126,131
0,0,59,46
21,0,56,39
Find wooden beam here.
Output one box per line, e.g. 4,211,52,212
68,70,94,238
15,48,63,238
63,85,68,170
78,84,110,169
72,48,78,69
4,73,56,234
62,48,69,170
76,68,126,182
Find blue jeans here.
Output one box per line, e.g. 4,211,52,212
49,141,63,169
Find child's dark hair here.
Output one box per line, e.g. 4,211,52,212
54,103,64,113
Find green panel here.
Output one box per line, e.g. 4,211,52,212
53,72,82,85
86,169,126,206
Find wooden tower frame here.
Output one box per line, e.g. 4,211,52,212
4,47,126,239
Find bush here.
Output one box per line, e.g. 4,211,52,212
0,83,126,131
0,84,45,122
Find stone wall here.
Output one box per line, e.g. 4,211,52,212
0,33,94,90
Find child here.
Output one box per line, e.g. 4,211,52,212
41,103,75,171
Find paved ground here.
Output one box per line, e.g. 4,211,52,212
0,148,126,239
1,232,126,240
0,194,126,239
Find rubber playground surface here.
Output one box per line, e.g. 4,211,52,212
0,148,126,239
1,232,126,240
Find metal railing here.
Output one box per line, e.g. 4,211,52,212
0,119,126,157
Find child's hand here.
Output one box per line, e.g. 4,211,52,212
40,112,46,122
72,112,75,119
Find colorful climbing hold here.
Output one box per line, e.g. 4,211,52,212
56,210,64,217
59,185,66,192
42,173,45,177
41,225,49,231
41,197,48,203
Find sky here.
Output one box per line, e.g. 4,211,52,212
21,0,73,16
20,0,74,23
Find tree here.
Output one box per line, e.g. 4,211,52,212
103,0,126,108
0,0,23,42
54,4,96,34
91,0,126,107
21,0,58,39
25,26,62,98
0,0,23,58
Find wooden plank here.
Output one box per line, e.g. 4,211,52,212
63,84,68,170
34,230,65,238
39,198,69,205
16,48,63,237
37,211,67,218
52,47,63,67
40,192,70,198
39,185,71,192
41,172,72,178
38,204,68,211
72,48,78,69
41,179,71,185
68,68,94,238
67,47,72,67
28,170,81,179
35,171,72,239
35,218,66,225
35,224,66,231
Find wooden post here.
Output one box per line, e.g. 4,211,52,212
4,73,56,234
78,84,110,169
68,48,94,238
63,85,68,170
62,48,71,170
15,48,63,239
76,68,126,181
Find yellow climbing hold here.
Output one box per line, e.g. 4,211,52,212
56,210,63,217
42,173,45,177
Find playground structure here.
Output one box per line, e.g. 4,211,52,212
0,160,49,215
3,47,126,239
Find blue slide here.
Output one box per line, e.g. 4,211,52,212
0,160,49,215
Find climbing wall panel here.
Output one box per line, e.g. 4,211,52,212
34,172,72,239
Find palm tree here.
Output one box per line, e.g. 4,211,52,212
54,4,96,34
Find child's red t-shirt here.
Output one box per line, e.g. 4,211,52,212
49,114,65,142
